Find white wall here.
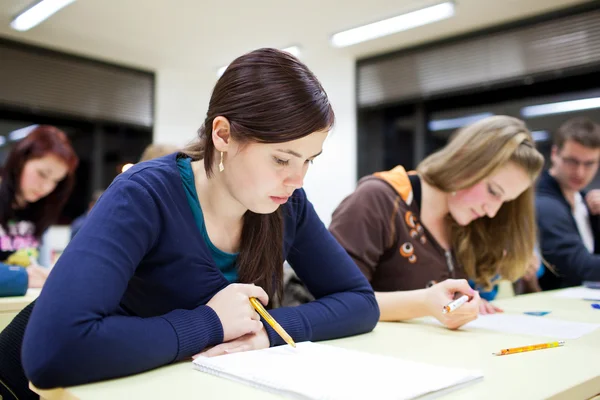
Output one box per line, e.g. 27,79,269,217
154,68,212,148
153,49,358,227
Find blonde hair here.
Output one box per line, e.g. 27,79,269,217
139,143,179,162
417,115,545,289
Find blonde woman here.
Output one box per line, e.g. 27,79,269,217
329,116,544,329
139,143,180,162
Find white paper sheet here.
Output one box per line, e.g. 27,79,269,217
554,287,600,301
425,314,599,339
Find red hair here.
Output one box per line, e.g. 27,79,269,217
0,125,79,236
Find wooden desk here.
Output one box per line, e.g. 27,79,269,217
0,289,40,331
32,289,600,400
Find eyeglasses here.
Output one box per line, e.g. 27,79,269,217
559,156,599,169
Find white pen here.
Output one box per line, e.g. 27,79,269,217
442,295,469,314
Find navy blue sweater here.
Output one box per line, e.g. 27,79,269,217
22,154,379,388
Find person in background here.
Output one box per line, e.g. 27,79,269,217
20,48,379,391
328,116,544,329
537,117,600,289
70,190,104,240
0,125,78,400
0,125,78,297
139,143,179,162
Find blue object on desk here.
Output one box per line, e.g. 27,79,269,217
524,311,551,316
591,303,600,310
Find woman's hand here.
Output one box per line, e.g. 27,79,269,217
425,279,479,330
206,283,269,342
193,327,270,358
479,299,503,315
27,265,49,288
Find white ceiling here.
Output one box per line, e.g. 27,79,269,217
0,0,593,73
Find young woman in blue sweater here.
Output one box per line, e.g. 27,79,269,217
19,48,379,390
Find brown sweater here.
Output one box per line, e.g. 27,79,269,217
329,166,466,292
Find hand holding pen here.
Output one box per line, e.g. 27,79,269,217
425,279,480,330
206,283,270,342
197,284,294,358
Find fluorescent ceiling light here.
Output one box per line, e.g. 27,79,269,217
331,1,455,48
521,97,600,118
216,46,302,77
0,136,6,146
11,0,76,32
121,163,135,173
428,112,493,132
281,45,301,58
8,125,38,141
531,130,550,142
216,65,228,78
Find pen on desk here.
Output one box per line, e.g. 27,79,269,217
249,297,296,348
493,341,565,356
442,295,469,314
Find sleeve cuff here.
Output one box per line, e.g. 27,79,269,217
161,305,223,360
261,307,311,346
0,265,28,297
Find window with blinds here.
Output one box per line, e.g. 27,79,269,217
357,8,600,108
0,40,154,127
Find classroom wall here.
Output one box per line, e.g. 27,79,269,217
150,0,590,225
154,49,357,226
1,1,588,226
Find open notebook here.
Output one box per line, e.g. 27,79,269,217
192,342,483,400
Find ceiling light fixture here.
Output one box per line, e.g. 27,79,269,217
428,112,493,132
331,1,455,48
521,97,600,118
8,125,39,141
11,0,76,32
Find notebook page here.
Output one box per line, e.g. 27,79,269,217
193,342,483,400
554,287,600,301
424,314,599,339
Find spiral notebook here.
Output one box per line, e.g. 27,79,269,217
192,342,483,400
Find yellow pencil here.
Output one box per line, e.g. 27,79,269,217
249,297,296,348
493,341,565,356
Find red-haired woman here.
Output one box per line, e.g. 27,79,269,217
0,125,78,297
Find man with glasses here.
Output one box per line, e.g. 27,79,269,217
537,117,600,289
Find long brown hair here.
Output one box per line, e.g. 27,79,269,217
418,116,544,289
185,48,335,301
0,125,79,237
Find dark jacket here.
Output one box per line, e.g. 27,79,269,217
536,170,600,289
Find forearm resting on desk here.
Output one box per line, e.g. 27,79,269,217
375,290,429,321
375,279,479,329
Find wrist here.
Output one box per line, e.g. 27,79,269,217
416,288,435,317
257,326,271,348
